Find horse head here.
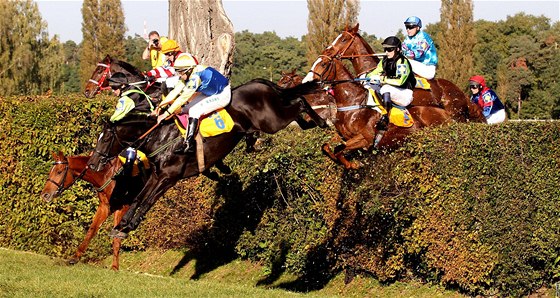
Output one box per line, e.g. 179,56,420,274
278,69,303,88
84,55,114,98
88,115,156,172
41,151,72,202
322,24,380,76
84,55,153,99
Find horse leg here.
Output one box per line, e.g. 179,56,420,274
300,97,328,128
112,174,178,238
245,132,263,153
69,194,111,265
110,204,129,270
333,133,372,169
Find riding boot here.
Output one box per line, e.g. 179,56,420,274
174,117,199,154
376,92,391,131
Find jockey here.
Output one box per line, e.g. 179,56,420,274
402,16,438,80
107,72,153,122
144,39,198,91
366,36,416,128
469,75,506,124
153,55,231,154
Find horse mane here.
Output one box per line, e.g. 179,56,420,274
115,60,145,78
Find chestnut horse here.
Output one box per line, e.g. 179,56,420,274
323,24,486,123
304,55,452,169
40,152,138,270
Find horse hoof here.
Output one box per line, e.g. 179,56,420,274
109,229,128,239
67,258,79,265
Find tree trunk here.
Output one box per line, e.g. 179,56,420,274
168,0,235,77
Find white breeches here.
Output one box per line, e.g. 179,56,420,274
487,109,506,124
409,60,436,80
187,85,231,118
380,84,413,107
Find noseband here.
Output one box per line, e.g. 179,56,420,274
46,160,86,197
88,62,113,95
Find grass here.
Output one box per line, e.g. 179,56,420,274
0,247,465,297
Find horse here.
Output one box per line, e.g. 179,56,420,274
303,55,452,169
40,152,139,270
87,78,327,239
322,24,486,123
83,54,162,100
278,69,338,126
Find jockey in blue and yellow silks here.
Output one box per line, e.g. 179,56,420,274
154,55,231,154
402,16,438,80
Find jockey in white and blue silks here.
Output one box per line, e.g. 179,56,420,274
401,16,438,80
154,55,231,154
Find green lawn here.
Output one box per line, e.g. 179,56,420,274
0,248,464,297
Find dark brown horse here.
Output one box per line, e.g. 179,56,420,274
84,54,162,100
88,78,327,239
304,55,452,169
40,152,134,270
278,69,337,126
323,24,486,123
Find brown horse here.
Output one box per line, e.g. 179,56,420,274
83,54,162,100
40,152,132,270
304,55,452,169
278,69,337,126
323,24,486,123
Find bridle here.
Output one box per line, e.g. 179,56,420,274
326,31,379,77
309,55,338,83
93,125,131,167
45,160,86,197
88,62,113,95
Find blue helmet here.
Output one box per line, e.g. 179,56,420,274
404,16,422,28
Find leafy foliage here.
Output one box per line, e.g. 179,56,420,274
1,93,560,296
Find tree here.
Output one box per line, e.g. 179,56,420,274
80,0,126,88
436,0,476,87
230,31,308,86
169,0,235,77
306,0,360,65
0,0,63,96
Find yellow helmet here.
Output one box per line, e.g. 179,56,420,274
174,54,197,70
161,39,180,54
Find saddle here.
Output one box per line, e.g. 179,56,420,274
174,109,235,173
365,87,414,128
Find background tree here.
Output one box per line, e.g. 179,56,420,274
0,0,63,96
80,0,126,88
436,0,475,87
169,0,235,76
306,0,360,65
230,31,307,86
60,41,82,93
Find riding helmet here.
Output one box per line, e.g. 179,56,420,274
469,75,486,88
173,55,197,71
108,72,128,89
404,16,422,28
161,39,180,54
381,36,402,49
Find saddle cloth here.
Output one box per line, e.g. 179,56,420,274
366,88,414,128
175,108,234,137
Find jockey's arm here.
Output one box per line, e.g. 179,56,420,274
166,76,201,115
157,79,186,114
146,66,175,79
366,62,384,78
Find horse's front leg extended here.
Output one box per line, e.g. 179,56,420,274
69,193,111,265
125,177,177,232
334,133,371,170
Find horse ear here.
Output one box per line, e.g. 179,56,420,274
352,23,359,33
291,68,297,74
281,70,287,76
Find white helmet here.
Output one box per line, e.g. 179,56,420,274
174,55,197,71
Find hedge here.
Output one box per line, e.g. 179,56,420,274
1,94,559,296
